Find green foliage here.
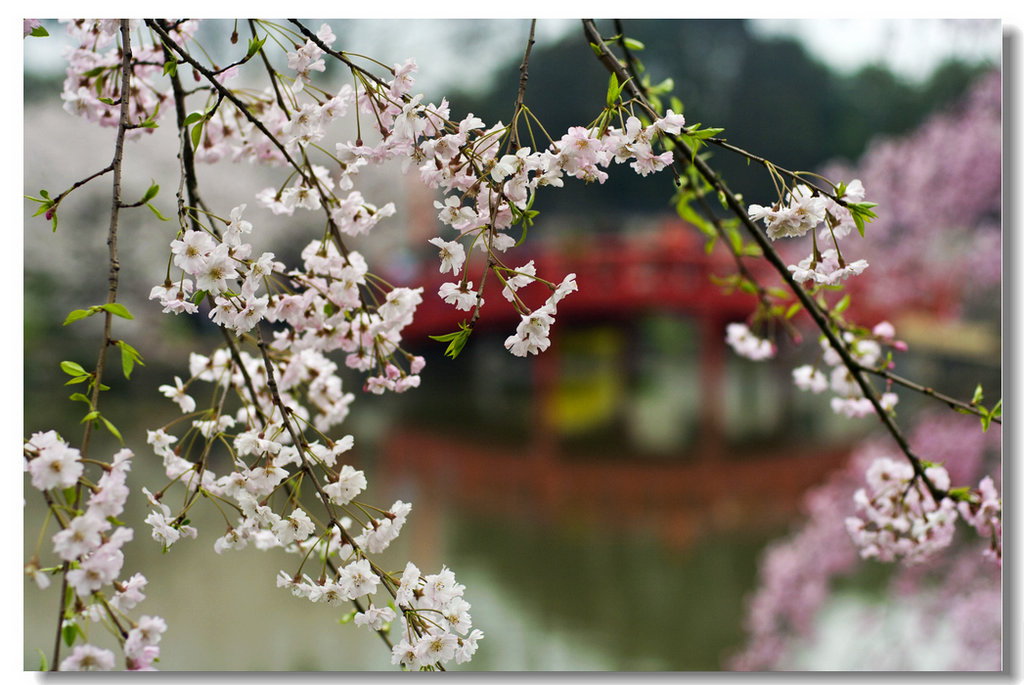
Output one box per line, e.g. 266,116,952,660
246,35,267,60
846,201,879,237
25,189,58,231
62,619,81,648
606,73,630,107
429,321,474,359
959,383,1002,432
63,302,134,326
116,339,145,379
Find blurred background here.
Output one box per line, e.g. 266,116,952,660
23,18,1001,670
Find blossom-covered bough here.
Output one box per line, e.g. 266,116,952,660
23,18,1000,671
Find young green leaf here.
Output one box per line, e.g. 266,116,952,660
429,322,473,359
100,302,134,320
60,360,87,377
117,340,145,379
623,37,645,51
101,416,124,443
30,25,50,37
148,203,171,221
62,309,94,326
62,621,80,648
246,35,267,59
141,181,160,204
606,73,619,107
190,119,206,151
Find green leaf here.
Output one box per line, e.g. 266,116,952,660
98,96,115,105
946,486,972,502
183,111,204,126
101,416,123,444
68,392,91,405
649,77,674,95
148,203,171,221
246,35,267,59
606,73,619,107
62,619,83,647
785,302,803,319
61,361,87,377
162,60,178,77
429,322,473,359
63,486,77,506
30,200,53,217
117,340,144,379
141,181,160,204
64,376,89,386
834,294,851,314
971,383,984,405
62,309,94,326
981,399,1001,432
589,42,602,57
623,37,645,51
30,25,50,37
120,344,135,379
100,302,134,320
81,410,100,423
190,119,206,151
337,610,357,625
36,648,47,672
847,201,879,238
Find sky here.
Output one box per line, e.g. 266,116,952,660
749,18,1001,82
23,18,1003,95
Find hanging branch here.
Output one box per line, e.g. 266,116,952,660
581,19,946,502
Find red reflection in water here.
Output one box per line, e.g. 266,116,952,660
379,427,847,552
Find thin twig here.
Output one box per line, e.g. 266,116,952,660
511,20,537,150
54,21,134,672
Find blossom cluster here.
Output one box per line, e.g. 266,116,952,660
747,179,872,287
156,23,684,358
724,322,776,361
24,431,165,670
59,20,195,137
143,334,481,666
731,411,1001,671
844,457,957,564
957,476,1002,566
791,321,901,418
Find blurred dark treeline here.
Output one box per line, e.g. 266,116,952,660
449,19,992,224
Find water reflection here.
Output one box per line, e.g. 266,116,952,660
23,304,997,670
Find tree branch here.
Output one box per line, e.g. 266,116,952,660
582,19,945,501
